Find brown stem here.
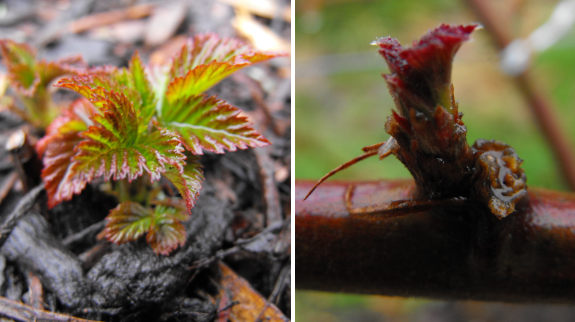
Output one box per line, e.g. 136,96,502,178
464,0,575,190
296,179,575,302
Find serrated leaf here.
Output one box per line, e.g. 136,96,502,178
56,53,156,133
162,156,203,212
103,201,153,244
41,131,84,208
147,206,188,255
39,56,86,86
44,91,186,208
165,33,285,101
37,98,98,208
154,201,190,221
36,97,96,156
160,94,270,154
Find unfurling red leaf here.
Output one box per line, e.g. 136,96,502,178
161,94,270,154
56,52,156,133
162,157,204,211
375,24,477,119
165,33,286,102
103,199,190,254
103,201,152,244
147,204,189,255
44,90,186,208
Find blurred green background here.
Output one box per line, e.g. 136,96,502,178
295,0,575,321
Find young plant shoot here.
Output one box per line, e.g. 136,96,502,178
0,40,86,128
305,24,527,219
35,34,285,255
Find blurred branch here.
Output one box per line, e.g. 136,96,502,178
465,0,575,191
69,4,154,34
0,295,100,322
217,0,291,22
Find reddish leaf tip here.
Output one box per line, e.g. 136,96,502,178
376,24,478,123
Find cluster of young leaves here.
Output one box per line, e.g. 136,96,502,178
0,40,86,128
36,33,285,254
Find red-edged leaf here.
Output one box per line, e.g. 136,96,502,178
36,97,96,156
44,91,186,208
103,201,152,244
147,204,189,255
103,199,190,255
160,94,270,154
162,156,203,212
165,33,285,101
37,98,97,208
56,52,156,133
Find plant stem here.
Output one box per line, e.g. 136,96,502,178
117,179,130,203
296,179,575,302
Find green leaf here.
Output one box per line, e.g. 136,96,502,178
0,40,86,96
0,40,37,95
128,52,156,129
0,40,35,66
165,33,286,101
103,201,152,244
147,204,188,255
162,156,204,211
6,63,39,96
160,94,270,154
44,91,186,208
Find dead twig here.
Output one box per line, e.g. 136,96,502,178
32,0,96,47
69,4,155,34
189,220,284,270
25,272,44,310
254,263,290,322
61,221,106,247
254,147,283,226
217,0,291,22
0,295,101,322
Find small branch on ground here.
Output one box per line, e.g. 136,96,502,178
0,296,101,322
